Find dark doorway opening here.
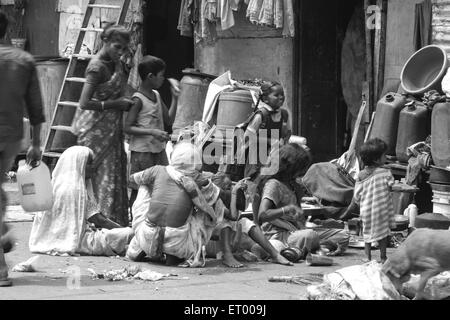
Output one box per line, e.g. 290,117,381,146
296,0,363,162
143,0,194,107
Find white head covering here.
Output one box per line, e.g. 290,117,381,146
29,146,96,255
166,142,202,183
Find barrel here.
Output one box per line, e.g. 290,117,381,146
396,101,430,163
172,69,216,136
216,90,254,132
35,58,69,147
431,101,450,168
400,45,449,95
369,92,407,155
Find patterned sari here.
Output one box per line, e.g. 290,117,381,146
72,58,129,226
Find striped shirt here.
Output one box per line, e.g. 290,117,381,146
354,167,395,243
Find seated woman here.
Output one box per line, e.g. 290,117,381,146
254,143,349,261
206,173,293,267
29,146,134,256
126,142,225,267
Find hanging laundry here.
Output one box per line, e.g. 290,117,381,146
195,0,218,43
258,0,274,26
217,0,236,31
205,0,218,22
273,0,283,29
246,0,264,24
282,0,295,37
127,44,143,91
178,0,194,37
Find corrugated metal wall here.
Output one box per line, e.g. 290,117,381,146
433,0,450,52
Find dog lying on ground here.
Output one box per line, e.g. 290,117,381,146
382,228,450,300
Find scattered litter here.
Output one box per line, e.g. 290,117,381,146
11,256,40,272
87,265,189,282
269,273,324,286
45,275,63,280
403,272,450,300
306,261,407,300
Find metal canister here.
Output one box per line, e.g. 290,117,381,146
172,68,216,136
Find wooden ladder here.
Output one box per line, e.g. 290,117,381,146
43,0,131,167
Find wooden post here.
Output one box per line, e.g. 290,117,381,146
364,0,374,115
377,0,388,101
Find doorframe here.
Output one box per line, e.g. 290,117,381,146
292,0,303,135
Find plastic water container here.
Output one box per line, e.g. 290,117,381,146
16,160,53,212
369,93,407,155
395,101,430,163
431,101,450,168
403,204,418,227
217,90,254,130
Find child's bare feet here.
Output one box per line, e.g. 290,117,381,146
270,253,294,266
222,252,244,268
362,258,371,263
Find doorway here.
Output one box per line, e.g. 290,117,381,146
143,0,194,106
296,0,363,162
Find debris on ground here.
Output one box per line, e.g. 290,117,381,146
11,256,40,272
403,272,450,300
306,261,407,300
87,265,189,282
269,273,324,286
389,232,407,248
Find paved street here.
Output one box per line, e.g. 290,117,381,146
1,181,393,300
1,215,384,300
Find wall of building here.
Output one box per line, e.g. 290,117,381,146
56,0,141,56
194,7,294,126
1,0,60,56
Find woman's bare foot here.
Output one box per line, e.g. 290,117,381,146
270,253,294,266
362,257,371,263
222,252,244,268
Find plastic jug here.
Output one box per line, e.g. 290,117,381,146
431,100,450,168
16,160,53,212
403,204,418,227
396,101,430,163
369,93,407,155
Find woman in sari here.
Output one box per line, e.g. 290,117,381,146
254,143,350,260
72,25,134,226
29,146,134,256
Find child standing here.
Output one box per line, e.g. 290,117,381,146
124,55,180,210
241,81,291,180
353,138,395,263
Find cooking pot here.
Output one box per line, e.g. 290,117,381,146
430,166,450,185
392,214,409,231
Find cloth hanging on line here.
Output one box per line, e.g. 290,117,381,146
414,0,432,51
